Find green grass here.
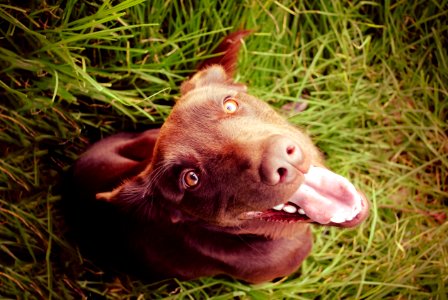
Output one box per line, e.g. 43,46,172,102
1,0,447,298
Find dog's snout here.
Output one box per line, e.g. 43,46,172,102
260,136,304,185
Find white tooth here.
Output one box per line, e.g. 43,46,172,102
283,205,297,214
272,204,285,211
345,214,355,221
353,201,361,215
298,208,306,215
330,215,346,223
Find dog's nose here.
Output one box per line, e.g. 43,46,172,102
260,135,304,185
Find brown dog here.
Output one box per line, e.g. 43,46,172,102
69,31,369,283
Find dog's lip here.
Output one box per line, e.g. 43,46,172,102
239,204,313,224
239,196,368,227
239,166,369,227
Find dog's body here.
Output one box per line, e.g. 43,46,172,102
68,31,368,283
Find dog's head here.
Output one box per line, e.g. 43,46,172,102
97,63,369,237
93,31,369,240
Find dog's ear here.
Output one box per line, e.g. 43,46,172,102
181,30,252,95
151,163,186,203
96,171,191,224
197,30,253,77
181,65,235,94
96,164,185,205
96,186,124,202
181,66,227,94
181,66,247,95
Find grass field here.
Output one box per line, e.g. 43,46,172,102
1,0,447,299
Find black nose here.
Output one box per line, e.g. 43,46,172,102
260,135,303,185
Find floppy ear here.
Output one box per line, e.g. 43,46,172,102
150,163,185,203
96,170,192,224
180,65,226,94
96,186,123,202
73,129,160,196
181,65,247,95
181,30,252,95
96,161,185,204
197,30,253,76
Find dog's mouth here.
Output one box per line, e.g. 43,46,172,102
240,166,368,227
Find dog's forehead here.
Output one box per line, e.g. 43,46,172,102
162,84,244,132
162,84,291,142
157,83,309,162
156,86,232,157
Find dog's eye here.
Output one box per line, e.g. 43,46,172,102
223,97,239,114
182,170,199,189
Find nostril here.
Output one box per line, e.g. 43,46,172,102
286,145,295,155
277,167,288,183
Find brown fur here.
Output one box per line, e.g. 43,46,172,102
68,31,368,283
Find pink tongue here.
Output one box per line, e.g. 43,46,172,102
288,166,362,224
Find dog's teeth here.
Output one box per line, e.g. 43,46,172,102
272,204,284,211
330,215,346,223
243,211,263,219
298,208,305,215
282,205,297,214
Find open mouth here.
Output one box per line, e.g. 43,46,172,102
241,166,366,226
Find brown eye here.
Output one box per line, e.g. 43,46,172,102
223,97,239,114
182,170,199,188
